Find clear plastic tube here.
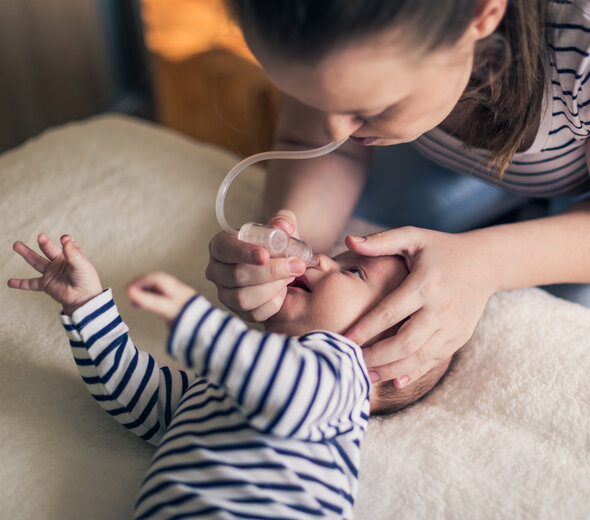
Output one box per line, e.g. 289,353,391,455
215,138,347,267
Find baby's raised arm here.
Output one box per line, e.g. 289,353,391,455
8,233,103,315
8,235,197,445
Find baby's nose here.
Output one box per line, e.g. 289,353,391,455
314,254,339,272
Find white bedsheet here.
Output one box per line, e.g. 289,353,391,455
1,115,588,519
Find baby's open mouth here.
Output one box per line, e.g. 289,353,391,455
288,275,312,292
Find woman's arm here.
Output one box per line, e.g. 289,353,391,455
474,198,590,290
265,95,371,252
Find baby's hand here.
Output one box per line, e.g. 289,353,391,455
126,272,197,327
8,233,103,315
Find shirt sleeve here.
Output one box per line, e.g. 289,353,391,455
549,5,590,139
60,289,197,446
168,295,371,441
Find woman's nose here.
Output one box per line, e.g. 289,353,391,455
323,113,364,141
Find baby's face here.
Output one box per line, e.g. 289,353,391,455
265,251,408,336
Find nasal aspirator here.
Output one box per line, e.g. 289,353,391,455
215,138,347,267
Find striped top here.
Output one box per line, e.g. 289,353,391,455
61,289,370,519
413,0,590,198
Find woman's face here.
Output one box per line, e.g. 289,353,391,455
250,29,478,145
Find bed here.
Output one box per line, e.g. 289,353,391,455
1,115,589,519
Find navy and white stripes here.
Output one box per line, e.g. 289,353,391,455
413,0,590,198
61,289,370,519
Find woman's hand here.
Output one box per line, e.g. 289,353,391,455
206,210,307,322
345,226,496,387
126,271,197,327
8,233,103,315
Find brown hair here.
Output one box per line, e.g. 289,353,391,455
226,0,548,177
461,0,548,176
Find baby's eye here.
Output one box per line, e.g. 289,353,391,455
347,267,362,278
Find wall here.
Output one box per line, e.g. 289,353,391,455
0,0,113,152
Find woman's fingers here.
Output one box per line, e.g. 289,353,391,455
345,226,422,258
12,241,49,273
367,331,451,386
391,336,453,389
361,310,438,368
217,276,294,313
207,212,304,320
207,255,305,289
240,287,289,323
346,275,422,347
209,231,270,266
267,209,297,237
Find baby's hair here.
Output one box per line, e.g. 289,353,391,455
370,354,456,415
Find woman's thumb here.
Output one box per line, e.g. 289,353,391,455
345,227,418,256
267,209,297,237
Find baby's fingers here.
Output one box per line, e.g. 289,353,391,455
12,241,49,273
126,272,196,323
127,283,177,320
37,233,63,261
7,277,42,291
128,271,184,297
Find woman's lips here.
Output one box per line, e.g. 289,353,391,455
349,136,379,145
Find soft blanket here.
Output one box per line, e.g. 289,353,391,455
1,115,588,519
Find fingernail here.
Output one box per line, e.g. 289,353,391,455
368,370,380,382
395,375,410,388
349,235,366,243
270,216,292,231
289,257,305,274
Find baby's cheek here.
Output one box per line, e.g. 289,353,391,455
312,298,365,335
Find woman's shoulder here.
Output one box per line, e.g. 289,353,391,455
547,0,590,83
549,0,590,22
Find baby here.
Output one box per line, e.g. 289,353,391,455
8,233,452,519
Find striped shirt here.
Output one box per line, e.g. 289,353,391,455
413,0,590,198
61,289,370,519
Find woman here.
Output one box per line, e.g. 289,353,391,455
207,0,590,387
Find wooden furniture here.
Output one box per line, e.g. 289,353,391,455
140,0,281,157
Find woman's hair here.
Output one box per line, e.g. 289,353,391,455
226,0,548,176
